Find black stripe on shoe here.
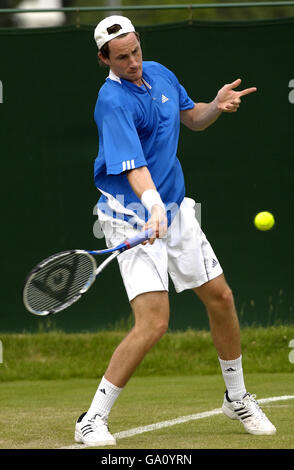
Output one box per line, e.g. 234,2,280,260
235,407,246,412
240,414,253,421
77,412,87,423
81,425,92,432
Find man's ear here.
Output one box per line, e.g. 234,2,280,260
98,51,109,66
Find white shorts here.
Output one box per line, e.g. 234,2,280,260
98,197,223,302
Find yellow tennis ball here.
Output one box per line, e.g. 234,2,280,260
254,211,275,231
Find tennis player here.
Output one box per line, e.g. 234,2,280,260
75,16,276,446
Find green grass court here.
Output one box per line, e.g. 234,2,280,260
0,326,293,449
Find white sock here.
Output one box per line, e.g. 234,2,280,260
85,376,123,422
218,355,247,401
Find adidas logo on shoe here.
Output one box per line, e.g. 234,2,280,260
222,391,277,435
75,412,116,446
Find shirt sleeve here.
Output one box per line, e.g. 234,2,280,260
177,83,195,111
101,105,147,176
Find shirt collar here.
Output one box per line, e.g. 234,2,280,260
107,69,152,89
108,69,121,84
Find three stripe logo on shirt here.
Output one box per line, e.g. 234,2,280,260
122,160,135,171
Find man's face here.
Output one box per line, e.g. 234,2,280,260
99,33,143,85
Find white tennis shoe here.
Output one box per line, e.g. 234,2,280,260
75,412,116,446
222,391,277,435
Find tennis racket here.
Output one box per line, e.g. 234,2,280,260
23,228,153,316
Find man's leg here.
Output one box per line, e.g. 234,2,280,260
192,273,246,401
193,273,276,435
75,290,169,446
192,273,241,361
86,290,169,417
104,290,170,387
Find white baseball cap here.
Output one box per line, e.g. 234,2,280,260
94,15,135,50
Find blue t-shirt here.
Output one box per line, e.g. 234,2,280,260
94,61,195,226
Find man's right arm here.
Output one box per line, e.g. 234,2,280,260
126,166,167,243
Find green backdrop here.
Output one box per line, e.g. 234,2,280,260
0,17,293,332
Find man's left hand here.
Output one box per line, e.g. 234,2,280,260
215,78,257,113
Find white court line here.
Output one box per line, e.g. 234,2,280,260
59,395,294,449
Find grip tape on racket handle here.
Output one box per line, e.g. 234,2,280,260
125,227,154,249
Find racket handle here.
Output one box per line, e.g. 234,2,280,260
88,228,154,255
124,227,154,249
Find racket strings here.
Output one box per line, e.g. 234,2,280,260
25,252,96,314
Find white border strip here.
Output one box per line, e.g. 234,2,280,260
60,395,294,449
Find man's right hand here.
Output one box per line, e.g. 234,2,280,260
143,204,168,245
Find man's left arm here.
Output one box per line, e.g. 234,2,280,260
180,78,257,131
